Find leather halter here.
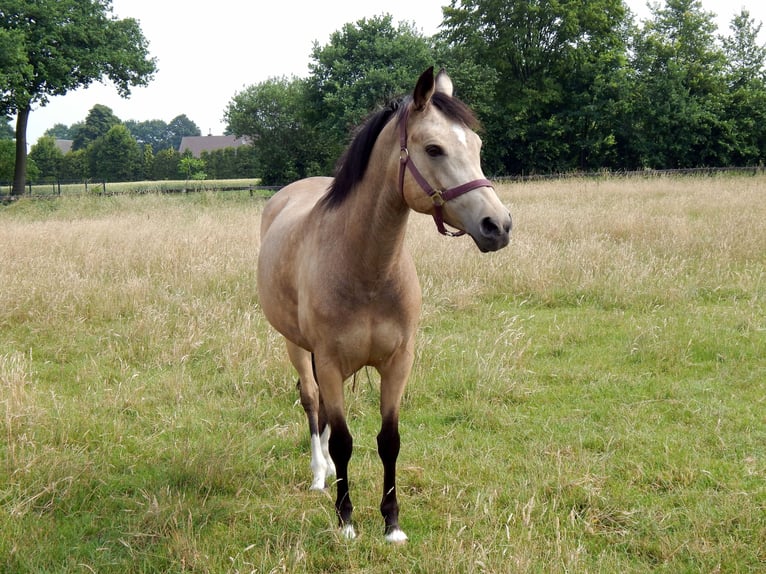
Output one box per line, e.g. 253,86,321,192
398,104,493,237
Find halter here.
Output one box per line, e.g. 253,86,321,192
398,105,493,237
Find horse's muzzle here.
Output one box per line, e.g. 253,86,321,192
474,211,512,252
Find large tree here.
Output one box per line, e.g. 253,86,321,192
72,104,122,151
0,0,156,194
87,124,141,181
440,0,629,174
306,14,435,169
225,76,319,185
719,10,766,165
622,0,727,168
166,114,201,151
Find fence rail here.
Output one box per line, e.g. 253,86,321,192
2,167,764,201
0,179,282,201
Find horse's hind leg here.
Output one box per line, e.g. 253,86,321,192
377,348,415,543
286,341,334,490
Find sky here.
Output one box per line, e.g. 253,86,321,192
19,0,766,145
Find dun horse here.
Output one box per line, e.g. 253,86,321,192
257,67,512,542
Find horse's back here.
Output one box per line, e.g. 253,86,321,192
260,176,332,239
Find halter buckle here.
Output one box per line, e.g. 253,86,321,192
431,190,445,207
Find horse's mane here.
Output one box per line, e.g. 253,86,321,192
321,91,480,209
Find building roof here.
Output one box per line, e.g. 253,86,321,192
178,135,249,157
55,139,73,154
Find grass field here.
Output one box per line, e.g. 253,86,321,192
2,178,268,198
1,176,764,572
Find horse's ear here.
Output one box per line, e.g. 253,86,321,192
413,66,435,111
435,68,454,97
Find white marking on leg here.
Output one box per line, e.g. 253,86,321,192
309,433,327,490
385,528,408,544
341,524,357,540
320,425,336,478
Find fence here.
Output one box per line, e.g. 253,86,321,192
0,179,282,201
2,167,764,200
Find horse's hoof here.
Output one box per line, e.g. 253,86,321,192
385,528,408,544
340,524,357,540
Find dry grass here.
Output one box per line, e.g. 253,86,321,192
0,177,764,572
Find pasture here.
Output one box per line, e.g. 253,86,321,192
1,176,764,572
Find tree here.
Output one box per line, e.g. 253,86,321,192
0,140,15,181
623,0,728,168
178,153,206,181
225,76,320,184
440,0,629,174
166,114,201,151
720,10,766,165
151,148,180,180
1,116,14,139
124,119,168,153
73,104,122,150
28,136,64,181
44,123,77,139
87,124,142,181
306,14,434,168
0,0,156,195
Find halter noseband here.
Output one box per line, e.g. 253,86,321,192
398,105,493,237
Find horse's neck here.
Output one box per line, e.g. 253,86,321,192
331,147,409,279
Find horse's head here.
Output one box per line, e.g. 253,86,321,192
399,67,511,253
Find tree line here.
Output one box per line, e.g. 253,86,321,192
3,0,766,191
0,105,257,184
226,0,766,183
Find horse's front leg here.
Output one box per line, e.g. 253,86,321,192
315,359,356,538
377,346,415,543
286,342,334,490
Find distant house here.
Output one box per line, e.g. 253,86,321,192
178,135,250,157
55,139,73,154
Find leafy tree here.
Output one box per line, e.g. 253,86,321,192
225,76,320,184
87,124,141,181
60,149,87,181
151,148,180,180
623,0,728,168
0,140,15,181
720,10,766,165
179,153,206,181
44,123,77,139
125,118,169,153
723,10,766,88
73,104,122,150
28,136,64,181
141,144,154,180
440,0,629,174
306,14,434,168
166,114,201,151
0,0,155,194
1,116,14,139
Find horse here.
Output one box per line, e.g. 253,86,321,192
257,67,512,543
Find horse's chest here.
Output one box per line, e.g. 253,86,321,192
310,288,416,366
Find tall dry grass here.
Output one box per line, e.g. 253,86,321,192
412,175,765,311
0,177,764,572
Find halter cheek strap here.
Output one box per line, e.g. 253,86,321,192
398,106,493,237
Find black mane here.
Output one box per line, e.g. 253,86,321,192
321,91,480,209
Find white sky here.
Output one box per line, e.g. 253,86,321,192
19,0,766,145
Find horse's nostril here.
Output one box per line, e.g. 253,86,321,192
480,217,501,237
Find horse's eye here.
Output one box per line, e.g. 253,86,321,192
425,145,444,157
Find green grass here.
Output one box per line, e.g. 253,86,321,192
1,177,764,572
4,178,267,197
